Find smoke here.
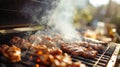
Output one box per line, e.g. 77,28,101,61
48,0,82,40
22,0,83,41
21,0,59,25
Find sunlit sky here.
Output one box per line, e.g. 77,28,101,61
89,0,120,7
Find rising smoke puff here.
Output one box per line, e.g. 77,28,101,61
48,0,82,40
21,0,82,41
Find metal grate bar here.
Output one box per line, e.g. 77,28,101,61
93,46,110,67
106,43,120,67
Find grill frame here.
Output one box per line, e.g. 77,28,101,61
106,43,120,67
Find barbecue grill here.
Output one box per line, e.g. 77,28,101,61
0,0,120,67
0,29,119,67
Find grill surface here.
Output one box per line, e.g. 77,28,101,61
71,44,117,67
0,31,119,67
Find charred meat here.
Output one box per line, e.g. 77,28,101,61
0,44,21,62
61,43,98,58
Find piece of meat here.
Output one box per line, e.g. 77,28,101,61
49,48,63,55
29,35,57,48
61,43,98,58
83,37,108,46
29,35,42,44
74,41,104,50
10,36,32,49
0,45,21,62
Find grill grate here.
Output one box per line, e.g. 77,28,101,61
71,44,117,67
0,31,119,67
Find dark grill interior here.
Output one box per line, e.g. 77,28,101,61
0,31,117,67
0,0,58,29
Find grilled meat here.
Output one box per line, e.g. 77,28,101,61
32,45,86,67
83,37,108,46
0,44,21,62
29,35,57,48
0,44,86,67
61,43,98,58
10,36,32,49
75,41,104,50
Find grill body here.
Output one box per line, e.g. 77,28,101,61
0,0,119,67
0,30,119,67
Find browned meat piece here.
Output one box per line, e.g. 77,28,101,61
50,54,85,67
74,41,104,50
88,43,104,50
0,45,21,62
0,44,9,57
30,45,49,55
29,35,42,44
49,48,63,55
98,41,108,46
10,36,21,45
10,36,32,49
83,37,108,46
29,35,57,48
39,35,57,48
61,43,97,58
79,47,97,58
